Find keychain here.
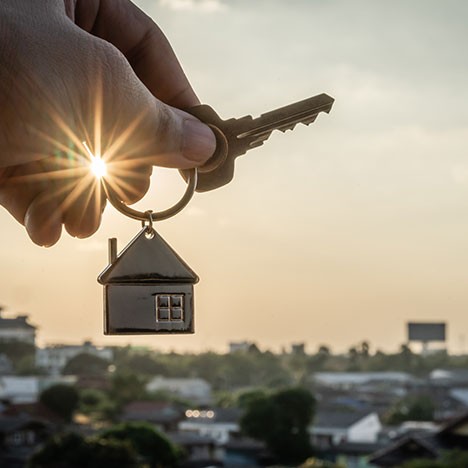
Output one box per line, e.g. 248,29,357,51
98,169,199,335
97,93,334,335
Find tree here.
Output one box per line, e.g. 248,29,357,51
240,387,315,465
79,388,116,422
400,450,468,468
108,371,148,407
116,351,169,376
100,422,180,468
28,432,137,468
385,394,435,424
40,384,79,422
62,352,110,375
0,341,35,368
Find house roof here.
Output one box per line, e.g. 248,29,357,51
0,315,35,330
368,434,442,467
0,415,51,433
369,412,468,466
438,410,468,436
312,410,374,429
2,401,65,424
121,400,182,423
98,228,198,284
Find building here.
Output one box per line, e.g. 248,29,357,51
0,310,36,345
35,340,113,375
0,416,53,467
310,410,382,448
0,376,76,404
312,372,418,391
146,377,212,405
228,341,256,353
178,408,242,445
369,411,468,467
120,401,183,432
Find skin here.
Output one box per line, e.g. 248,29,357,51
0,0,216,246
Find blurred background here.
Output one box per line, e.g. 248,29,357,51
1,0,468,353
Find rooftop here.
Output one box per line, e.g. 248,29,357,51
0,315,35,330
312,410,375,429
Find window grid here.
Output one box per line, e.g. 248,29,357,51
155,294,184,322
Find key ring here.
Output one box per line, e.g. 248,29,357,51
102,168,198,222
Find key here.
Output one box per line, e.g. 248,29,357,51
185,93,334,192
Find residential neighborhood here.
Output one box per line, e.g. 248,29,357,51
1,308,468,467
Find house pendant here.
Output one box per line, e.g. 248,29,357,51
97,228,198,335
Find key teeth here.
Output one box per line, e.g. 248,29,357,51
302,116,318,125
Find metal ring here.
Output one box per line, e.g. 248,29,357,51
102,168,198,222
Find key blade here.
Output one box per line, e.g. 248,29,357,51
238,93,334,141
184,92,334,192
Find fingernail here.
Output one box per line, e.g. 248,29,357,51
183,119,216,163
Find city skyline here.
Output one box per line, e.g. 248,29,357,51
1,0,468,353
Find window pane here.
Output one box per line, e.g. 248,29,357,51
171,308,183,321
158,308,170,321
171,295,183,307
158,296,169,308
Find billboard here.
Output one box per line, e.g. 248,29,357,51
407,322,446,342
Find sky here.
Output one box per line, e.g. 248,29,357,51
2,0,468,354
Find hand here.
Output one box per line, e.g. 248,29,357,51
0,0,216,246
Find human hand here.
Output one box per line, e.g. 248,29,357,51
0,0,216,246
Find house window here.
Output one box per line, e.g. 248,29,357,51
156,294,184,322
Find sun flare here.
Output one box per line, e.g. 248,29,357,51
83,141,107,179
90,155,108,179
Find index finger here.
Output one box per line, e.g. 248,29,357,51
72,0,199,109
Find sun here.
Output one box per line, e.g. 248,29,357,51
83,141,107,179
90,155,108,179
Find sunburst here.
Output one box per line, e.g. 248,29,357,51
9,73,155,225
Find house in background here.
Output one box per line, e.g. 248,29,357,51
369,411,468,467
310,411,383,468
0,355,13,375
146,377,212,405
120,401,183,433
36,340,113,375
312,372,418,393
228,341,257,354
0,416,53,467
0,309,36,346
310,410,382,449
178,408,242,446
0,376,76,404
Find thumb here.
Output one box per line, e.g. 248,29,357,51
146,102,217,169
94,42,216,170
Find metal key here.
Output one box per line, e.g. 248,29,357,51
185,93,334,192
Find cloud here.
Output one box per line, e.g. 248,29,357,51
159,0,227,12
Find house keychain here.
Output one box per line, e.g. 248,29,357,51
98,168,199,335
97,93,334,336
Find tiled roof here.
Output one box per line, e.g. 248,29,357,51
312,410,373,429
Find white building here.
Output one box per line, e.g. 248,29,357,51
0,376,76,403
312,372,417,390
0,311,36,345
36,341,113,375
310,411,382,449
178,408,241,445
146,377,212,405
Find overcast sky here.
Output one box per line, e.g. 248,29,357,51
2,0,468,353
